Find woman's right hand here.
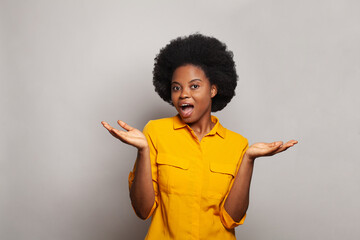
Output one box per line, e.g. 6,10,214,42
101,120,149,150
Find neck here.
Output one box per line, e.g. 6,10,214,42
188,113,215,136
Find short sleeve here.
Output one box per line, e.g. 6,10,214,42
128,120,159,220
219,139,249,229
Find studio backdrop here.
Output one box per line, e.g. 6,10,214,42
1,0,359,239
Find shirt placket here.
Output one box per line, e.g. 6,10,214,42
188,127,216,240
186,127,204,240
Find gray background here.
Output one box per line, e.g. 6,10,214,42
1,0,359,239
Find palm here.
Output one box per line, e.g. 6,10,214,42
101,120,148,150
246,140,298,160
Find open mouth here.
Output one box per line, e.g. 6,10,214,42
179,104,194,118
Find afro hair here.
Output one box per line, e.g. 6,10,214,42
153,33,238,112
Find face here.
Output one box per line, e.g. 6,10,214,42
171,64,217,124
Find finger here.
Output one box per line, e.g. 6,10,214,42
270,141,283,149
101,121,114,131
111,127,124,135
262,141,284,155
118,120,134,131
276,139,298,148
109,130,117,137
273,140,298,154
102,122,124,138
111,128,129,141
283,140,298,148
105,125,121,138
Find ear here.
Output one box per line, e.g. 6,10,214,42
210,84,217,98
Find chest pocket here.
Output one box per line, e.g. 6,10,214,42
156,153,190,194
207,161,237,199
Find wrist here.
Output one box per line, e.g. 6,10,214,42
244,153,256,164
138,145,150,154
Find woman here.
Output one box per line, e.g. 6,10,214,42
101,33,297,239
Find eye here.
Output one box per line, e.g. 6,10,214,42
172,86,180,91
191,84,199,89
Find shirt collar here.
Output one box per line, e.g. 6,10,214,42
173,114,226,139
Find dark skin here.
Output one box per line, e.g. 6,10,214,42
101,64,298,221
170,64,218,141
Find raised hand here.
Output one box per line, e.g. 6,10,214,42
245,140,298,161
101,120,149,150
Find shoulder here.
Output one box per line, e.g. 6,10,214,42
225,128,247,142
221,125,248,148
143,116,174,134
212,115,247,145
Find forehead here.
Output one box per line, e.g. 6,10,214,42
171,64,209,84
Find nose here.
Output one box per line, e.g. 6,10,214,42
180,88,190,99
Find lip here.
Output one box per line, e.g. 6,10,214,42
178,102,194,118
178,102,194,107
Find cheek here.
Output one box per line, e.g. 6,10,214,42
171,93,177,104
196,92,212,104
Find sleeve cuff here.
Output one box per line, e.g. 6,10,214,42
128,171,158,220
219,202,246,229
128,171,135,190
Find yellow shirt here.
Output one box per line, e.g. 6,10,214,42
128,114,248,240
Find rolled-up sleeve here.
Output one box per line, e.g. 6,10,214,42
219,140,249,229
128,121,159,220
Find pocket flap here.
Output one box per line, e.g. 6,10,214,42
209,162,237,177
156,153,190,170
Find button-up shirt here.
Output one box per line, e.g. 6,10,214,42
128,114,248,239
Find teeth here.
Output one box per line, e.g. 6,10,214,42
181,104,190,107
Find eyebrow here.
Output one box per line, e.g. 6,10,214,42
171,79,202,85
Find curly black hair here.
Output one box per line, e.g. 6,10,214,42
153,33,238,112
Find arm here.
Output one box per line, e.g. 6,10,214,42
129,147,156,219
101,120,156,219
224,153,254,222
224,140,298,222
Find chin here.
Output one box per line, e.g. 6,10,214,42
177,113,192,123
182,116,198,125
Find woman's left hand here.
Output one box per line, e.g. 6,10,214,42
245,140,298,161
